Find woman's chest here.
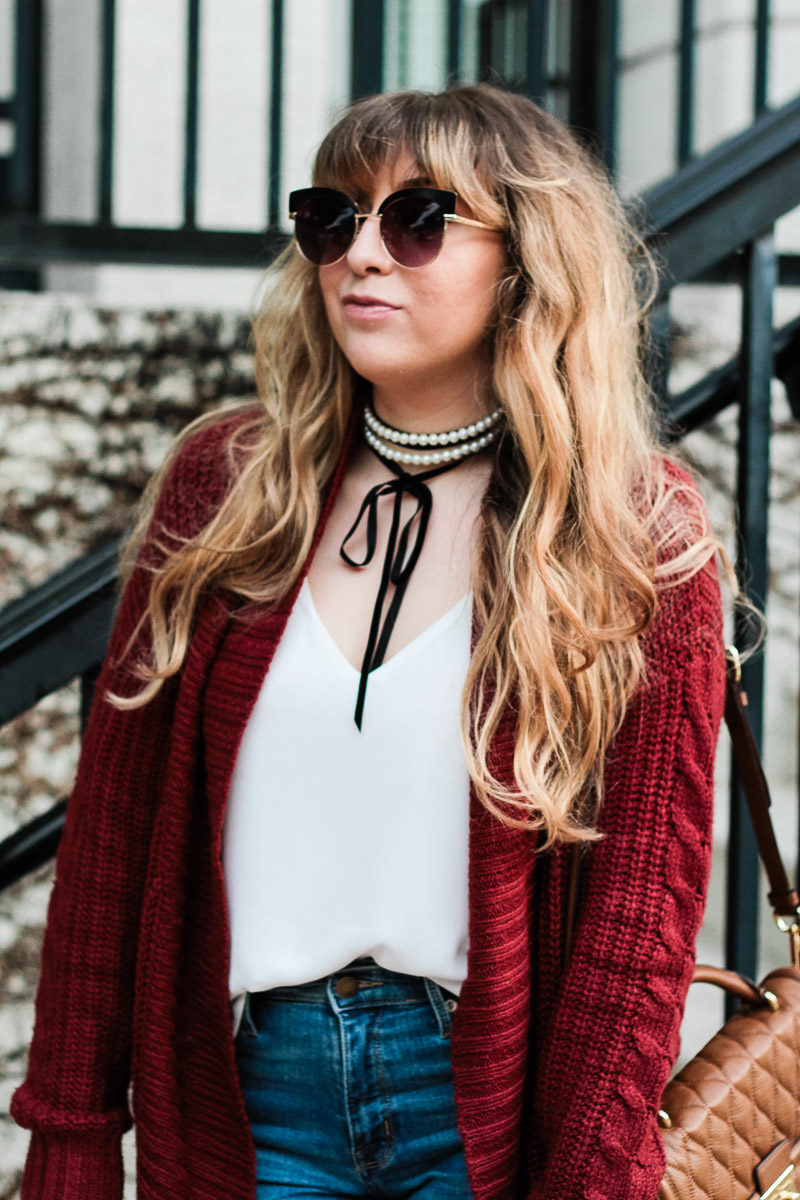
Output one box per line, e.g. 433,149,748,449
306,459,488,671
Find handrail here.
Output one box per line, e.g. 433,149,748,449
0,220,289,270
0,538,119,727
645,95,800,233
640,95,800,293
668,314,800,432
0,799,66,891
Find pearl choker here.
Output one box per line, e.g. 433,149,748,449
363,402,503,467
341,396,503,729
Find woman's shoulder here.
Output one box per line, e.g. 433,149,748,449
640,453,724,659
640,451,716,568
658,453,712,515
148,402,264,542
643,451,710,517
164,402,263,498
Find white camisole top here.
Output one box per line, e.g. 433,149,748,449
222,578,473,1037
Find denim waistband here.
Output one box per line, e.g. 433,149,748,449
241,958,459,1039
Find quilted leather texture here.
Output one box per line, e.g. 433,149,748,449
658,968,800,1199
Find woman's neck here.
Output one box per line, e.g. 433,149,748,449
371,379,494,436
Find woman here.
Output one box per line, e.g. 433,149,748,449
12,84,725,1199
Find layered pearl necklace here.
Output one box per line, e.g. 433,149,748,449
339,398,504,730
363,401,503,466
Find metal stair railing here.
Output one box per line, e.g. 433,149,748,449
0,538,119,729
644,94,800,291
668,314,800,433
0,542,119,891
637,97,800,989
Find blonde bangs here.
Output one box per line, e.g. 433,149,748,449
313,92,506,228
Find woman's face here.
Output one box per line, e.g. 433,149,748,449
317,153,506,413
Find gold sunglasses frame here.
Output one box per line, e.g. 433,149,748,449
288,186,499,268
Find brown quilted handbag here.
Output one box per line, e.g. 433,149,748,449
656,650,800,1200
657,965,800,1199
565,649,800,1200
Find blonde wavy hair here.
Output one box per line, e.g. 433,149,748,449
114,83,717,846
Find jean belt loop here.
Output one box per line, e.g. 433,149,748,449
241,990,259,1038
423,976,456,1038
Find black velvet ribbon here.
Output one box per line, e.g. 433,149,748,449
340,447,464,729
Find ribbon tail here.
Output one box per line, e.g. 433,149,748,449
390,487,432,586
372,574,410,668
353,485,404,730
374,487,432,665
346,450,465,730
353,672,368,732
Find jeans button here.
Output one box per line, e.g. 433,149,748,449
444,998,458,1013
336,976,359,998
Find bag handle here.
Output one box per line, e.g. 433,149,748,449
691,962,779,1008
563,646,800,971
723,646,799,922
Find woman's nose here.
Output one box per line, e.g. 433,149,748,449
345,213,393,273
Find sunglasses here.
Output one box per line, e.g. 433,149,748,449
288,186,497,268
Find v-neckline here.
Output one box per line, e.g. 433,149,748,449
301,579,472,679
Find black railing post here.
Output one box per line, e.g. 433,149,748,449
4,0,41,288
568,0,618,169
351,0,385,102
0,99,9,209
268,0,284,228
98,0,116,224
647,300,672,423
677,0,696,165
754,0,770,117
80,665,102,733
11,0,41,215
526,0,548,103
183,0,201,230
447,0,462,82
726,231,776,1008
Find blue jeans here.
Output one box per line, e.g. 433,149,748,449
233,958,474,1198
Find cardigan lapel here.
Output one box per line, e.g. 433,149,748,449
451,692,539,1199
203,414,358,872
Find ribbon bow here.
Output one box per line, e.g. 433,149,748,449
340,450,462,729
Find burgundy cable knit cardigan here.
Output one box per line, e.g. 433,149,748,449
11,409,726,1200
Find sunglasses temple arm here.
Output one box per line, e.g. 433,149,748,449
447,214,497,230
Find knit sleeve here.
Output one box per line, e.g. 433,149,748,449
9,412,249,1200
529,546,726,1199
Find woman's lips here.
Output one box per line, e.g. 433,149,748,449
341,294,401,320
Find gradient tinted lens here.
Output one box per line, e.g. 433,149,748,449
293,191,356,266
381,195,446,267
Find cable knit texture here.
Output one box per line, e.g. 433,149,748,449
11,413,726,1200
